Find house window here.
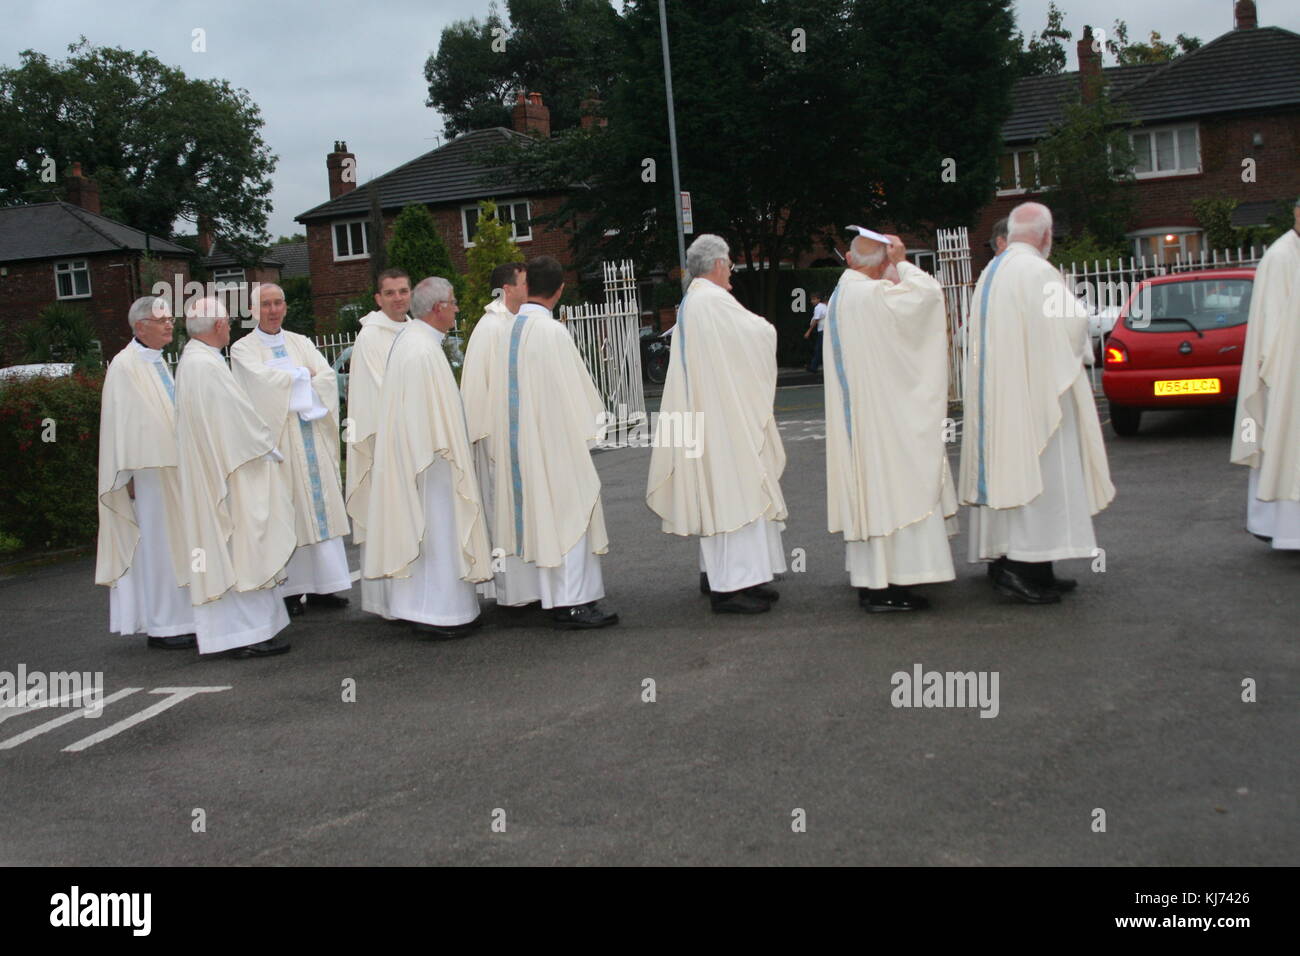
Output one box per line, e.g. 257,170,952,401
1128,228,1203,265
462,201,532,247
997,149,1042,195
54,259,91,299
332,219,369,260
1129,124,1200,178
906,250,936,274
212,267,245,287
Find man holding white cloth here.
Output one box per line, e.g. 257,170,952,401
231,283,351,615
647,233,788,614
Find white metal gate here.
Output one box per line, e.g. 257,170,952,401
560,259,646,431
935,227,974,403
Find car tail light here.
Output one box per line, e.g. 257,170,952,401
1105,342,1128,366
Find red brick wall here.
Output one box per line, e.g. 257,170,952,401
0,253,192,365
305,194,579,330
969,108,1300,270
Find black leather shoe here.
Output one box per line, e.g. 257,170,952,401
699,572,711,596
306,592,350,608
413,617,481,639
228,635,292,658
991,566,1061,604
552,602,619,629
283,596,304,617
862,587,929,612
147,634,196,650
745,583,780,602
1048,575,1078,592
710,590,770,614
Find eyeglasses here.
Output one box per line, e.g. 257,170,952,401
144,317,175,325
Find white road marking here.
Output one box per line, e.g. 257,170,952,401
0,688,141,749
0,686,102,726
63,686,231,752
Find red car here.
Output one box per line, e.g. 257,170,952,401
1102,267,1255,436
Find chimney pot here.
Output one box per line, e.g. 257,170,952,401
64,161,101,215
1234,0,1258,29
327,141,357,200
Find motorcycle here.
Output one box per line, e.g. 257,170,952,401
640,324,671,385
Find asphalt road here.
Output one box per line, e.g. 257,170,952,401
1,384,1295,865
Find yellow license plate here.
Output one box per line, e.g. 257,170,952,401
1154,378,1221,396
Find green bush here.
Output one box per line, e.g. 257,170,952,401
0,369,104,549
730,269,842,367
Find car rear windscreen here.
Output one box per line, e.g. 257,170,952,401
1125,278,1252,333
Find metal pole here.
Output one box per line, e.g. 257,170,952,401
657,0,688,289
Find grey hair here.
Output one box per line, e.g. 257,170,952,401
686,234,729,278
1008,202,1053,244
128,295,169,330
411,276,454,320
848,235,886,268
184,295,228,336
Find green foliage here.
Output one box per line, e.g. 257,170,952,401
272,233,306,244
496,0,1016,325
1013,1,1071,77
21,303,98,364
730,268,843,367
385,203,464,300
1192,197,1289,255
0,368,104,548
425,0,623,138
1034,88,1136,246
461,200,524,343
1049,231,1130,269
336,293,373,336
0,38,277,257
281,275,315,336
1106,21,1200,65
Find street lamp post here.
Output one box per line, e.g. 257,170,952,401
657,0,688,289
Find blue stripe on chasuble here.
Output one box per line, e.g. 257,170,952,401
827,288,852,443
974,251,1008,506
507,314,528,554
151,358,176,404
272,343,330,538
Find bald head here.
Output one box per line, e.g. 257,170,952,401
185,295,231,347
847,235,887,269
1008,202,1054,256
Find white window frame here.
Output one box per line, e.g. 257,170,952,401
54,259,92,300
212,266,246,287
996,148,1043,196
462,200,532,248
906,250,936,274
1129,123,1201,179
331,218,370,261
1127,226,1203,264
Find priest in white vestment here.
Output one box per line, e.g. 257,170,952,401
486,255,619,629
345,268,412,618
96,296,195,648
959,202,1115,604
824,229,958,612
176,297,296,656
1231,199,1300,549
361,277,491,637
231,283,352,615
460,261,542,607
646,234,788,614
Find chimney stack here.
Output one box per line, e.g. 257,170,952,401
580,93,608,131
327,140,357,200
197,214,215,257
1234,0,1258,29
64,162,101,215
1077,26,1103,102
511,92,551,139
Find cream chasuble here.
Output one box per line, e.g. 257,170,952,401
958,241,1114,562
1231,229,1300,548
824,263,958,588
460,297,542,605
97,341,194,636
231,327,351,594
345,311,409,544
175,339,296,652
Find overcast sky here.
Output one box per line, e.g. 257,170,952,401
7,0,1297,240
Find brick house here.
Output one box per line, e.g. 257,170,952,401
970,0,1300,269
296,93,580,326
0,165,193,365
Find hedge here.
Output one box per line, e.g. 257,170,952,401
0,369,104,550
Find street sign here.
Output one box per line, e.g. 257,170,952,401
681,191,693,235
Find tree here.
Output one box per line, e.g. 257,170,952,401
0,39,277,260
20,303,99,367
273,233,306,245
493,0,1017,321
1106,21,1200,65
1034,86,1136,247
461,200,524,343
425,0,622,138
385,203,464,300
1013,1,1072,77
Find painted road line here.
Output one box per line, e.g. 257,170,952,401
63,686,232,753
0,686,103,726
0,688,142,750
